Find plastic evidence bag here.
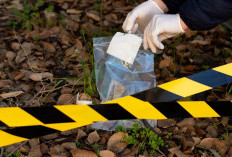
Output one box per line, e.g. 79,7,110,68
92,34,157,131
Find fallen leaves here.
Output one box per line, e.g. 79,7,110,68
57,94,76,105
29,72,53,81
10,42,20,51
0,91,24,99
159,57,172,68
87,131,100,144
0,80,11,88
67,9,82,14
157,119,176,128
107,132,128,153
183,65,196,72
61,142,76,150
29,73,43,81
169,146,194,157
177,118,196,127
42,42,56,53
71,148,97,157
86,12,100,21
99,150,115,157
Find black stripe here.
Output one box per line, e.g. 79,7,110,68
4,125,58,139
0,121,9,127
151,102,192,118
89,103,136,120
22,107,75,124
207,101,232,116
187,69,232,88
132,87,182,103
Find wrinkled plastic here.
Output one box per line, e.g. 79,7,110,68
92,35,157,130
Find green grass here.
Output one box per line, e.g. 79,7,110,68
115,123,164,155
3,151,22,157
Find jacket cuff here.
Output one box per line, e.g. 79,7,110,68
162,0,185,14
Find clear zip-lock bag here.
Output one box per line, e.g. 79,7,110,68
92,34,157,130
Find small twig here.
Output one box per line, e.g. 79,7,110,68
211,90,222,100
6,141,27,157
13,29,35,72
0,147,4,157
64,95,77,105
40,84,70,94
31,81,53,101
158,149,166,157
38,79,46,99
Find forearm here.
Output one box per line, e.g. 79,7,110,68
154,0,169,13
180,18,188,30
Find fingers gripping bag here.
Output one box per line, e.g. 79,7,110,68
92,33,157,131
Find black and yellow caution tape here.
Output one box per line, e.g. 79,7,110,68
0,63,232,147
1,101,232,147
132,63,232,102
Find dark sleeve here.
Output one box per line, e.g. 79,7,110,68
162,0,186,13
179,0,232,31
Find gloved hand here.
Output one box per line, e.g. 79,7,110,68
144,14,185,53
122,0,164,33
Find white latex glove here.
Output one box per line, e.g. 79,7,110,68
144,14,185,53
122,0,164,34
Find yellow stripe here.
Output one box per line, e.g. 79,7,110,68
0,107,43,127
178,101,220,118
159,77,212,97
44,122,92,131
0,130,28,147
213,63,232,76
55,105,108,123
105,96,167,119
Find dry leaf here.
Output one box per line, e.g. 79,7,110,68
0,91,24,99
159,57,171,68
40,72,53,79
191,40,210,45
42,42,56,53
107,132,128,153
29,146,42,157
71,148,97,157
168,146,194,157
157,119,176,128
221,117,229,126
0,80,11,88
15,71,28,80
6,51,16,61
87,131,100,144
196,120,209,129
57,94,76,105
99,150,115,157
199,138,219,149
183,65,196,72
177,118,195,127
11,42,20,51
67,9,82,14
86,12,100,21
61,142,76,150
206,125,218,137
214,140,230,156
76,129,87,142
49,145,66,156
29,73,43,81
